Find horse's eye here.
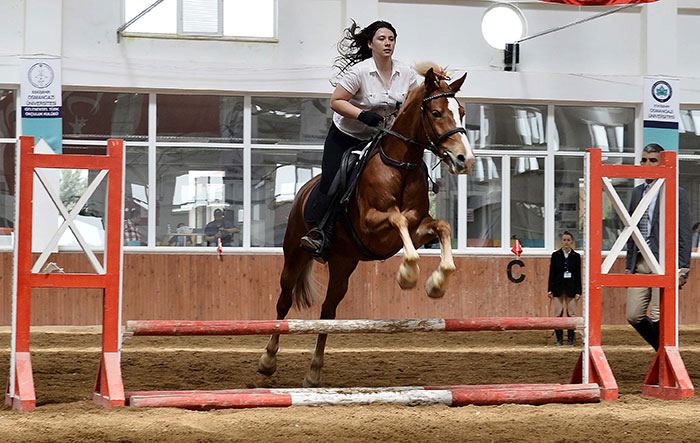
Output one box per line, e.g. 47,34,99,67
431,110,441,118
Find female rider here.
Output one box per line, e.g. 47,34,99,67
300,20,420,257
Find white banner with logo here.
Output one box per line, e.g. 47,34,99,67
20,56,62,251
643,76,679,152
20,56,62,153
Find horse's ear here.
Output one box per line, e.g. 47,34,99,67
449,73,467,92
424,68,438,93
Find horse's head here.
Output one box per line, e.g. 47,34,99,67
418,67,475,175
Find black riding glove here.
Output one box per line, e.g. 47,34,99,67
357,111,383,127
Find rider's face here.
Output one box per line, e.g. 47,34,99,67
368,28,395,59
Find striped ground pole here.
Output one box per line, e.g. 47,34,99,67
127,384,600,409
124,317,584,336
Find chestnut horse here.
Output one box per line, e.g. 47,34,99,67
259,66,475,387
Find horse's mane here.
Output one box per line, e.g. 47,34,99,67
394,61,448,122
413,61,440,78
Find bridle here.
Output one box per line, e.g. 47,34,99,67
376,89,467,170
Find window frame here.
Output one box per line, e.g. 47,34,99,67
4,89,699,259
120,0,279,42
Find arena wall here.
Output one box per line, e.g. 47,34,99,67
1,252,698,326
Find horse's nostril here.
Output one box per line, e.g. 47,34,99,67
457,154,466,163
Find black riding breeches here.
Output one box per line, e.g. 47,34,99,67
319,123,364,195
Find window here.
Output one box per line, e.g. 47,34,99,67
2,88,674,256
599,170,634,252
0,89,16,245
62,92,148,141
0,90,16,138
467,156,501,247
465,103,547,150
680,159,700,252
125,146,149,245
157,95,243,143
424,152,459,249
552,105,635,250
554,106,634,153
511,157,545,248
0,143,14,245
553,156,583,249
123,0,276,40
157,146,243,246
680,108,700,254
51,164,110,251
251,149,322,247
251,97,332,145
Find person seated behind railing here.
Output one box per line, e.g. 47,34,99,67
168,223,193,246
124,207,143,246
204,209,240,247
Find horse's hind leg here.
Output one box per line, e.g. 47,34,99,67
416,217,455,299
303,257,358,387
258,248,314,376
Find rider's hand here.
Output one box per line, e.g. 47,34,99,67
358,111,383,127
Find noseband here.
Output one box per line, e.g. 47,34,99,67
377,89,467,170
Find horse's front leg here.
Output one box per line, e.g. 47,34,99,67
365,207,420,290
415,217,455,299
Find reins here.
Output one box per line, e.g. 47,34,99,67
376,89,467,171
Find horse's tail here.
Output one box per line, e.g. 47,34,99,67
413,61,441,77
291,255,320,310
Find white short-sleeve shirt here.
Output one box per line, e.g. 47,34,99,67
333,58,420,140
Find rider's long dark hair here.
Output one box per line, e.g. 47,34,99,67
332,20,397,85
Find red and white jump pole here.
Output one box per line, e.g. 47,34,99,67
125,317,583,336
121,316,597,409
126,384,600,410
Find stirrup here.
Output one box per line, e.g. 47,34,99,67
300,228,325,255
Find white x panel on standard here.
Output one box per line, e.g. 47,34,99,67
600,177,663,275
31,169,109,275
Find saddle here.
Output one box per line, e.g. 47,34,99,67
302,132,436,261
303,136,378,225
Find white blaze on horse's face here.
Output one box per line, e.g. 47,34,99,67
443,97,475,175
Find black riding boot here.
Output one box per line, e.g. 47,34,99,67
303,188,334,224
567,330,575,346
631,317,659,351
555,330,563,346
300,188,337,261
300,216,336,262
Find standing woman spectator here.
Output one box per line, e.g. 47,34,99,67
547,231,582,346
300,19,420,258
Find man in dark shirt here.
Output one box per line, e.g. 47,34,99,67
204,209,239,247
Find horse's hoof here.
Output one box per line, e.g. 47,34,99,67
258,356,277,376
303,374,321,388
425,277,446,299
397,273,418,290
396,264,420,290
